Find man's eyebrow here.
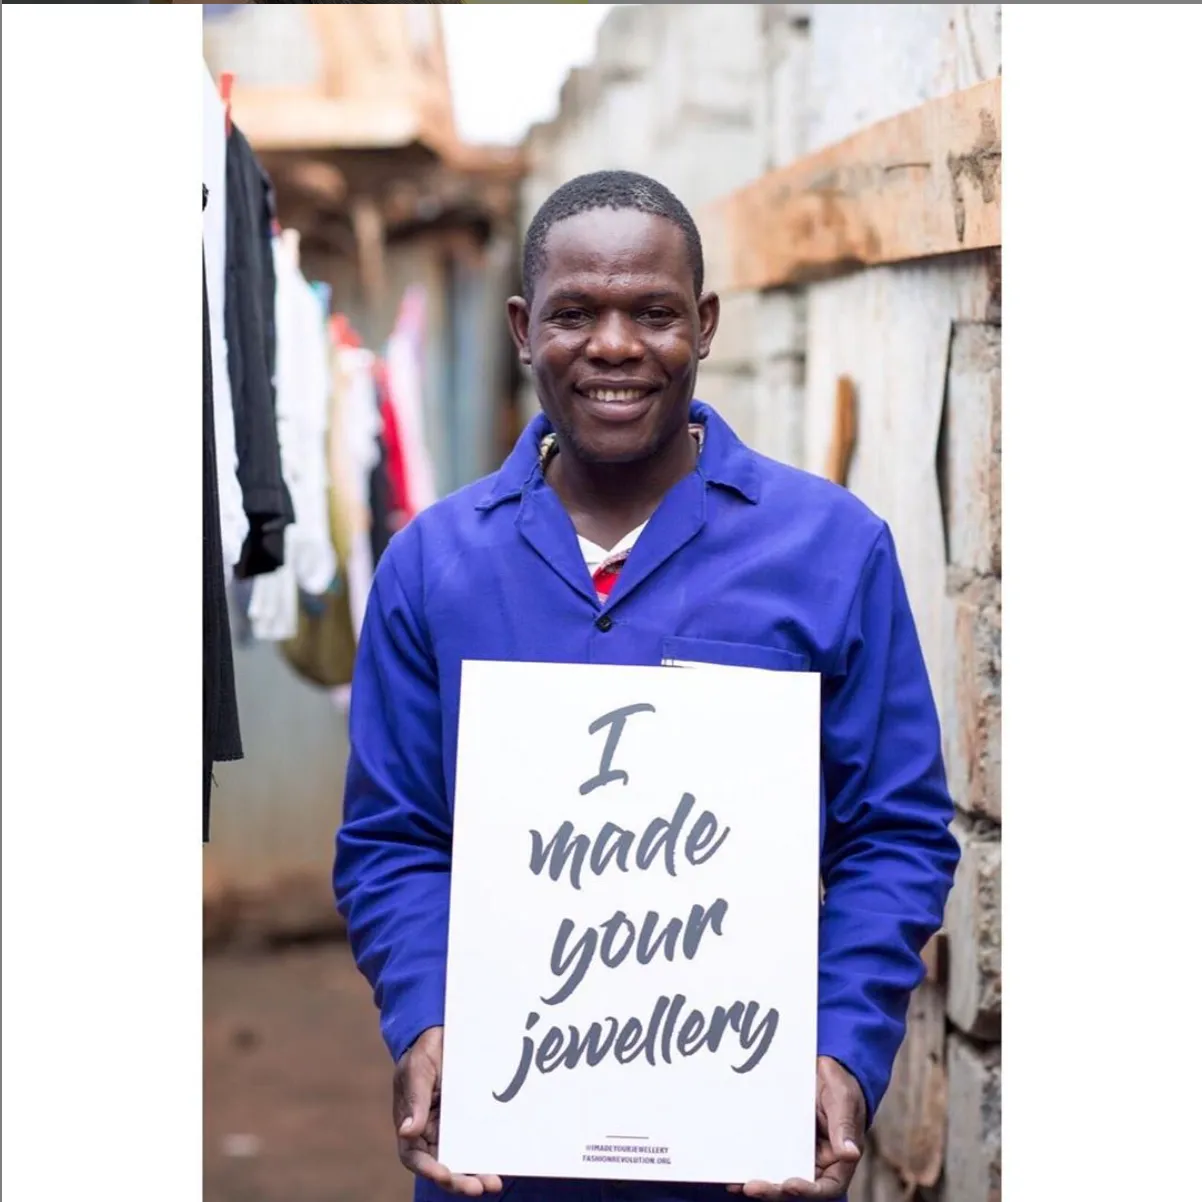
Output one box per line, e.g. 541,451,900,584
542,287,686,308
631,290,686,304
542,290,593,307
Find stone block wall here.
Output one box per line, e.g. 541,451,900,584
519,7,1002,1198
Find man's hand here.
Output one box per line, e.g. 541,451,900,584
726,1056,867,1199
393,1026,504,1197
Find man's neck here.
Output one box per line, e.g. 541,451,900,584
547,424,699,551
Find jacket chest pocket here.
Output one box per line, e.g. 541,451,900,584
660,635,811,674
663,635,825,901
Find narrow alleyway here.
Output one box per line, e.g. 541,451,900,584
204,941,413,1202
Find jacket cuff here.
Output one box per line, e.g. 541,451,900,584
382,1008,444,1065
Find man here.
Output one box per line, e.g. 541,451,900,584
334,171,960,1202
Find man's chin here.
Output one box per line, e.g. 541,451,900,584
571,433,658,466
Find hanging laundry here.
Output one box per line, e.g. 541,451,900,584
367,410,395,568
372,358,407,524
281,314,378,689
327,325,381,642
279,561,359,690
247,230,338,642
203,235,243,842
225,123,294,578
203,64,247,581
384,286,439,515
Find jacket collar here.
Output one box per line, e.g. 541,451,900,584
475,401,761,512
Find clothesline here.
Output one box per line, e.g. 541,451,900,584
202,62,439,839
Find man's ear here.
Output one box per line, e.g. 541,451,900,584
697,291,720,361
507,296,532,366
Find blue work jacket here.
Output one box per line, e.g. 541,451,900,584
334,403,959,1202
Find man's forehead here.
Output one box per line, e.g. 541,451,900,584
542,208,691,281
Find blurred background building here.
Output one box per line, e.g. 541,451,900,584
203,7,1001,1202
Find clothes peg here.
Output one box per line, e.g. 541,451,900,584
219,72,234,137
331,315,363,350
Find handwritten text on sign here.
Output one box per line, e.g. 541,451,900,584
440,661,820,1184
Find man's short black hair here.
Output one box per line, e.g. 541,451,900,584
522,170,705,302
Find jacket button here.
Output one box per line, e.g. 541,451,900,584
596,614,614,632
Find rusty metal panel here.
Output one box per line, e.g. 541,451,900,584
204,633,350,944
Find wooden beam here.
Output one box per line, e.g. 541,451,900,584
823,376,858,487
350,196,388,312
920,930,947,984
225,89,428,152
704,78,1000,293
278,160,348,207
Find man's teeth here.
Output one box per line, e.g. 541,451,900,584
586,388,648,402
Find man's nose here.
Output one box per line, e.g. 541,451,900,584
585,311,644,364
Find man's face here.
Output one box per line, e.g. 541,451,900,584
508,208,720,465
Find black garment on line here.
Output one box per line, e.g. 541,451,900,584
225,123,294,578
203,192,243,842
368,433,393,568
368,381,394,568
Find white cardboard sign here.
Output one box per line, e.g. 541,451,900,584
440,660,820,1185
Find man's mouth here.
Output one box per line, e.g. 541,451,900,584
583,387,650,402
572,385,660,425
576,384,660,402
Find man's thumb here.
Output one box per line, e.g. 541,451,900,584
830,1112,861,1161
398,1062,434,1136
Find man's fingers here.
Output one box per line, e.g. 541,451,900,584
399,1150,502,1199
781,1171,852,1199
444,1172,504,1197
400,1148,454,1189
738,1175,848,1200
448,1174,505,1196
741,1180,786,1200
737,1168,861,1202
813,1138,836,1171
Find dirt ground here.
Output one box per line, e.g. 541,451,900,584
204,939,414,1202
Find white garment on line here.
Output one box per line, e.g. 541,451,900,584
202,63,248,581
338,345,383,642
248,235,338,642
385,288,439,513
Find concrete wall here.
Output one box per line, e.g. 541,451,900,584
521,7,1002,1201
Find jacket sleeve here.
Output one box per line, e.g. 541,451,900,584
334,527,449,1063
816,524,960,1121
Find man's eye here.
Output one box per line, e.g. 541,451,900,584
553,308,589,323
641,308,675,323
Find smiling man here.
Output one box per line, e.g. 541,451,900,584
334,170,960,1202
